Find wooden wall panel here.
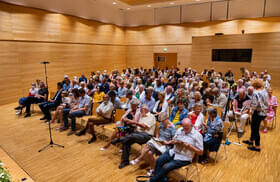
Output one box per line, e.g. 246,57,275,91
191,33,280,87
0,42,126,105
0,3,126,105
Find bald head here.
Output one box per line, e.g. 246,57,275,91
238,89,245,98
182,118,192,134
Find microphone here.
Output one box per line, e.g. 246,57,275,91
40,61,50,64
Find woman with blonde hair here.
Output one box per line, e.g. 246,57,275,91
243,79,268,152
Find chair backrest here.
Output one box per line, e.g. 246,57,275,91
120,97,127,103
154,121,160,137
92,102,101,116
115,109,126,122
49,91,56,99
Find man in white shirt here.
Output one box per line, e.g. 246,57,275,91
75,94,114,144
114,104,156,169
149,118,203,182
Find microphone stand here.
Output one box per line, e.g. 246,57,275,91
38,61,64,152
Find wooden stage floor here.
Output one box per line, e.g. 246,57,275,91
0,99,279,182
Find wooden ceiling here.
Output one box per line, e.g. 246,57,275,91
119,0,179,6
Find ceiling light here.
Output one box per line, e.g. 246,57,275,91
147,5,151,7
170,2,174,5
196,0,200,1
112,2,117,5
127,8,130,10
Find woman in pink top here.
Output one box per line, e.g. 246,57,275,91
263,87,278,133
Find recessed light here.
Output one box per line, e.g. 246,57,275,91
112,2,117,5
127,7,130,10
170,2,174,5
196,0,200,1
147,5,151,7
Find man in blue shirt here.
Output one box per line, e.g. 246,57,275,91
140,87,155,113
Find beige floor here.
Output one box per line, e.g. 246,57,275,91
0,94,279,182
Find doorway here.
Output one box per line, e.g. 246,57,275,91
154,53,177,70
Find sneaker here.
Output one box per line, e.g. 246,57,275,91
130,159,139,166
263,128,268,133
147,169,154,177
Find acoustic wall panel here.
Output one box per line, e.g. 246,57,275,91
229,0,265,19
124,9,154,27
182,3,211,22
155,6,180,25
265,0,280,17
212,1,228,21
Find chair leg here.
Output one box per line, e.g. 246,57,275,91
194,163,200,182
185,167,189,182
223,144,227,160
214,152,218,164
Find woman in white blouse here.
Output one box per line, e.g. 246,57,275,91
152,92,169,120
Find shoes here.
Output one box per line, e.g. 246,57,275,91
88,135,97,144
24,113,31,118
67,130,76,136
147,169,154,177
242,140,253,145
76,129,86,136
130,159,139,166
100,148,105,151
118,162,129,169
40,116,47,120
111,138,121,145
248,146,261,152
263,128,268,133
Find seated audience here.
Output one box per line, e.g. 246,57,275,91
51,91,71,124
172,88,188,108
152,92,169,120
164,85,174,105
123,90,137,110
130,112,176,176
188,103,204,133
79,73,87,83
149,118,203,182
93,85,104,103
62,88,91,135
39,82,63,122
15,83,38,114
76,94,114,143
118,81,127,98
111,104,156,169
108,90,123,109
201,107,224,164
140,87,156,112
208,87,228,109
263,87,278,133
188,91,204,112
169,100,188,128
227,89,250,135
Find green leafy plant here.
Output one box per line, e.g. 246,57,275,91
0,160,11,182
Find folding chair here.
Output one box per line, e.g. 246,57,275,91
213,121,230,163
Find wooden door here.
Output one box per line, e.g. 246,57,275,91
154,53,177,69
